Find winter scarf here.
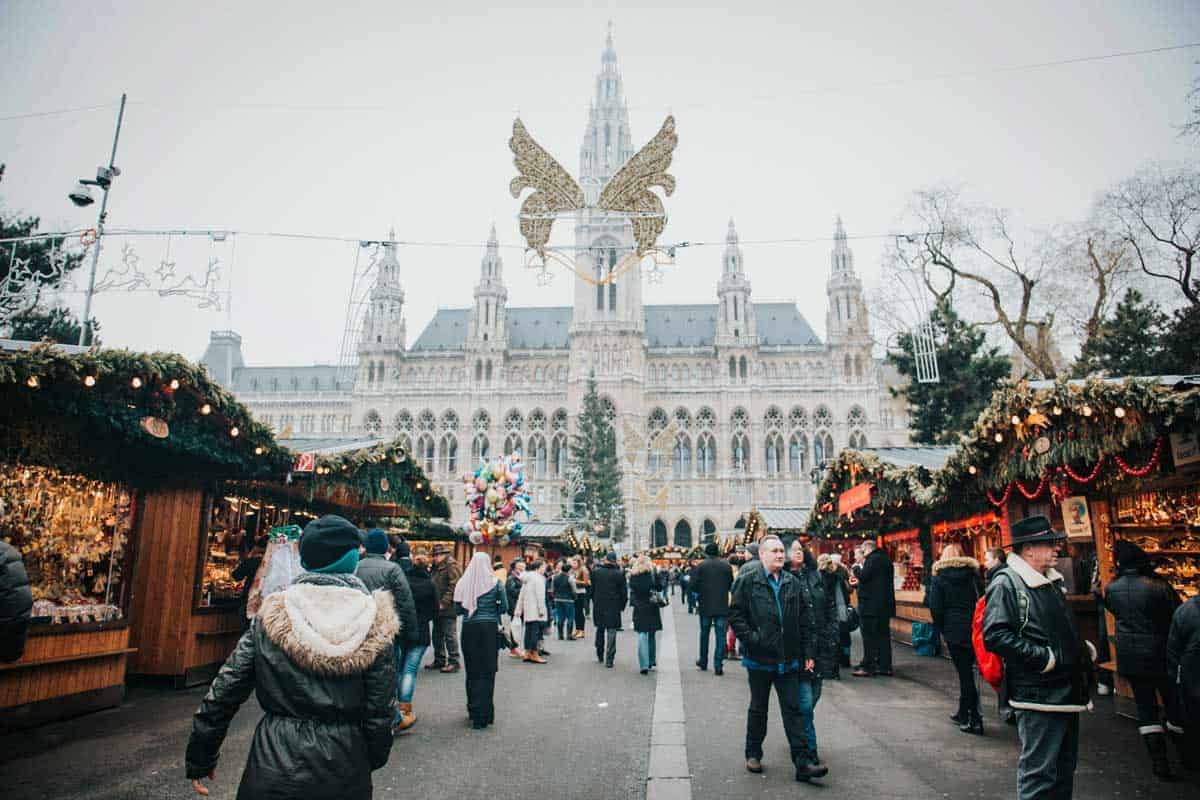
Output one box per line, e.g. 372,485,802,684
454,552,498,617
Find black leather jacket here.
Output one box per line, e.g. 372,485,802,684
983,556,1092,711
1101,567,1179,678
0,540,32,663
729,567,814,666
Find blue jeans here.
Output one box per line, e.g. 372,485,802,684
698,615,727,670
796,676,823,754
397,642,427,705
554,600,575,638
686,591,697,613
637,631,657,670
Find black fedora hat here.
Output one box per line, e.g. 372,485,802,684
1008,515,1066,548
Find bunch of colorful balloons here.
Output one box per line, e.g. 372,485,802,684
463,453,532,545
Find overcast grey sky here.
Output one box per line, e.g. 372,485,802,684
1,0,1197,365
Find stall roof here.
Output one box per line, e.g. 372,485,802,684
858,446,956,471
278,437,383,455
755,507,812,531
1028,375,1200,389
517,521,572,540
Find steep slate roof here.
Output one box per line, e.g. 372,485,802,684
410,302,821,351
232,364,340,393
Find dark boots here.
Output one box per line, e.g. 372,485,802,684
959,708,984,736
795,753,829,782
1143,729,1174,781
1168,727,1196,773
950,697,969,726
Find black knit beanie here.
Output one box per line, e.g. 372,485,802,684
299,515,364,571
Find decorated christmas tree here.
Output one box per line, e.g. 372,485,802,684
568,374,626,542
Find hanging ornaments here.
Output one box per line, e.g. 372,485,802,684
463,452,532,545
1114,438,1164,478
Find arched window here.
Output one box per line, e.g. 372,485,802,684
848,405,867,429
696,407,716,430
367,363,375,384
702,519,717,542
844,354,852,376
441,410,459,433
765,432,784,475
503,434,523,456
395,410,413,434
438,434,458,474
418,409,436,432
673,519,693,548
764,406,784,431
739,356,748,380
731,433,749,470
473,409,489,433
673,407,692,430
485,360,493,381
363,410,382,436
854,355,863,378
475,360,483,381
673,434,692,479
505,409,523,432
789,433,808,474
529,434,548,477
652,519,668,548
528,409,546,432
848,431,868,449
418,434,435,473
599,396,617,421
646,408,668,474
789,406,808,430
729,357,737,380
552,408,568,433
551,434,567,476
472,434,490,464
814,406,833,430
697,433,716,477
813,431,834,465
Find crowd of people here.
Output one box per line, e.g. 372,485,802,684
4,508,1183,797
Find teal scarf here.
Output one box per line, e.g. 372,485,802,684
306,548,360,575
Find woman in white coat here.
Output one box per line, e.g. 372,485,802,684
514,560,549,664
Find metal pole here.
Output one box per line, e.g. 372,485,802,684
78,93,126,346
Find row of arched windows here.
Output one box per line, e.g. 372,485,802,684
650,518,718,548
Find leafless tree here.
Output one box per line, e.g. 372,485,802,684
1182,72,1200,141
887,187,1074,379
1102,164,1200,307
1045,224,1136,352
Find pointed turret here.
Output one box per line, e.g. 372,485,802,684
357,231,406,387
825,216,871,379
579,22,634,185
716,218,755,346
467,224,508,350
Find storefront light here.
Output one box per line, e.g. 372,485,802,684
25,375,39,388
131,376,143,389
83,375,97,387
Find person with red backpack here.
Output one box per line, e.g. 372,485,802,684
928,543,985,735
983,516,1096,800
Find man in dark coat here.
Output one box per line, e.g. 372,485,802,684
1167,594,1200,772
428,544,462,672
852,540,895,677
186,515,395,800
729,535,827,782
355,529,418,731
984,516,1095,800
1100,540,1181,779
692,542,734,675
0,537,33,663
591,552,627,668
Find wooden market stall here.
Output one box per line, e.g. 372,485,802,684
941,375,1200,716
510,521,577,566
0,342,288,730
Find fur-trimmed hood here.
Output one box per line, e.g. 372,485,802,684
260,583,399,676
932,555,980,576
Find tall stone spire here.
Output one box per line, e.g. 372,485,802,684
826,215,869,349
357,230,406,386
716,219,755,344
467,223,507,350
830,215,854,275
579,22,633,186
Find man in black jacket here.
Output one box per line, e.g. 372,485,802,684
729,536,827,782
692,542,734,675
355,530,418,730
852,540,895,677
591,552,627,668
0,537,32,663
984,516,1095,800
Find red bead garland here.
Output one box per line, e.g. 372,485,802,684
987,483,1013,508
1064,454,1104,484
1016,476,1048,500
1114,438,1163,478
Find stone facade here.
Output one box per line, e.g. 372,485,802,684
200,29,910,550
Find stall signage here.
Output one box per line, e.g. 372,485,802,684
1170,430,1200,468
1061,496,1093,542
838,482,873,515
293,452,316,473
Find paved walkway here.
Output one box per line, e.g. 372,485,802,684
1,601,1196,799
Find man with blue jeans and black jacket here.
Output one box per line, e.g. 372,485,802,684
729,536,828,782
984,516,1095,800
692,542,734,675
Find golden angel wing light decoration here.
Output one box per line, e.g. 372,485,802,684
509,115,677,270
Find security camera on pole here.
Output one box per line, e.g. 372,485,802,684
71,93,126,346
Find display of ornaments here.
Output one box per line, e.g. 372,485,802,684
461,453,532,545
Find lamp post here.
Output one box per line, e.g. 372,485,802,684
74,93,127,346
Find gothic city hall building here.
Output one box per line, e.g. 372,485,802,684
200,30,909,550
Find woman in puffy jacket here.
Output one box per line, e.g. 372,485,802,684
1101,540,1181,780
927,543,984,735
186,515,396,799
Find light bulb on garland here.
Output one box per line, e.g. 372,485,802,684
26,375,39,389
200,403,212,415
1081,405,1093,418
230,426,240,437
1010,415,1021,425
131,376,143,389
994,432,1004,443
1114,406,1126,419
254,446,264,455
1052,405,1063,416
169,379,180,391
968,465,978,475
83,375,96,387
